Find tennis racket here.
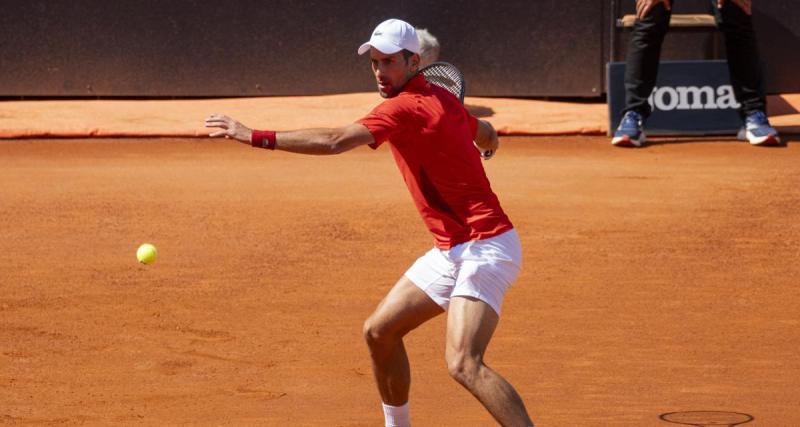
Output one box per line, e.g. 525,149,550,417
418,62,494,160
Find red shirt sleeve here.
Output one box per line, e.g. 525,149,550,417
468,113,479,140
356,100,407,149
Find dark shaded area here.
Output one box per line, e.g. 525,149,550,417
465,104,495,118
770,95,800,116
610,0,800,94
0,0,604,97
782,134,800,145
0,0,796,97
640,136,790,147
659,410,754,427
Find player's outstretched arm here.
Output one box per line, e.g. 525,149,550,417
474,119,499,158
205,114,375,155
274,124,375,155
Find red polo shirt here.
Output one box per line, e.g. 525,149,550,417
356,74,513,249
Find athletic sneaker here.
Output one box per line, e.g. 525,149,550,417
738,110,781,146
612,110,646,147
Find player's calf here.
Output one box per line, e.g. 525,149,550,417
445,349,535,427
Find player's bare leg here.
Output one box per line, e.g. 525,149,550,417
446,296,534,427
363,276,444,405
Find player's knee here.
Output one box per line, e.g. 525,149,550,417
446,351,482,386
362,318,394,350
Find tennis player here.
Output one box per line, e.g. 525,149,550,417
205,18,534,427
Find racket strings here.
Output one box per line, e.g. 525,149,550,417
420,62,465,103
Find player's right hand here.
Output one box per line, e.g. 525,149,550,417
636,0,671,19
473,141,495,160
474,119,499,161
204,114,253,143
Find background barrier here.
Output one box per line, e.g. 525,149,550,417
607,60,744,135
1,0,797,97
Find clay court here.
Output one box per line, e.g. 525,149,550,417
1,135,798,426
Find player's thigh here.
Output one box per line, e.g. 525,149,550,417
365,275,444,339
451,229,523,316
445,296,499,360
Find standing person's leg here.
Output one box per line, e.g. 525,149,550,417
623,0,673,118
712,0,779,145
614,0,673,146
445,297,534,427
363,276,445,426
712,0,765,115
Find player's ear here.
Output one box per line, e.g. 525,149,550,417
411,53,421,69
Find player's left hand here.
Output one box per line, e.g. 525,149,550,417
204,114,253,143
717,0,752,15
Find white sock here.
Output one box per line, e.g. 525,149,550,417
382,402,410,427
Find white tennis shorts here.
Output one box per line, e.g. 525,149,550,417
404,229,522,315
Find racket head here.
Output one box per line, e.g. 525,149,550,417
418,61,466,104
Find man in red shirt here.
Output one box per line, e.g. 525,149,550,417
205,19,534,427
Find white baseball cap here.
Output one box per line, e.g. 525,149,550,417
358,19,420,55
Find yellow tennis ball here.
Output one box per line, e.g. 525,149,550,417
136,243,158,265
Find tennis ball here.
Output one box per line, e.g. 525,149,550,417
136,243,158,265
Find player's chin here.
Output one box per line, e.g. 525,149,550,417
378,86,398,98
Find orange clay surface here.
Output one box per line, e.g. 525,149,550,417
1,136,799,426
